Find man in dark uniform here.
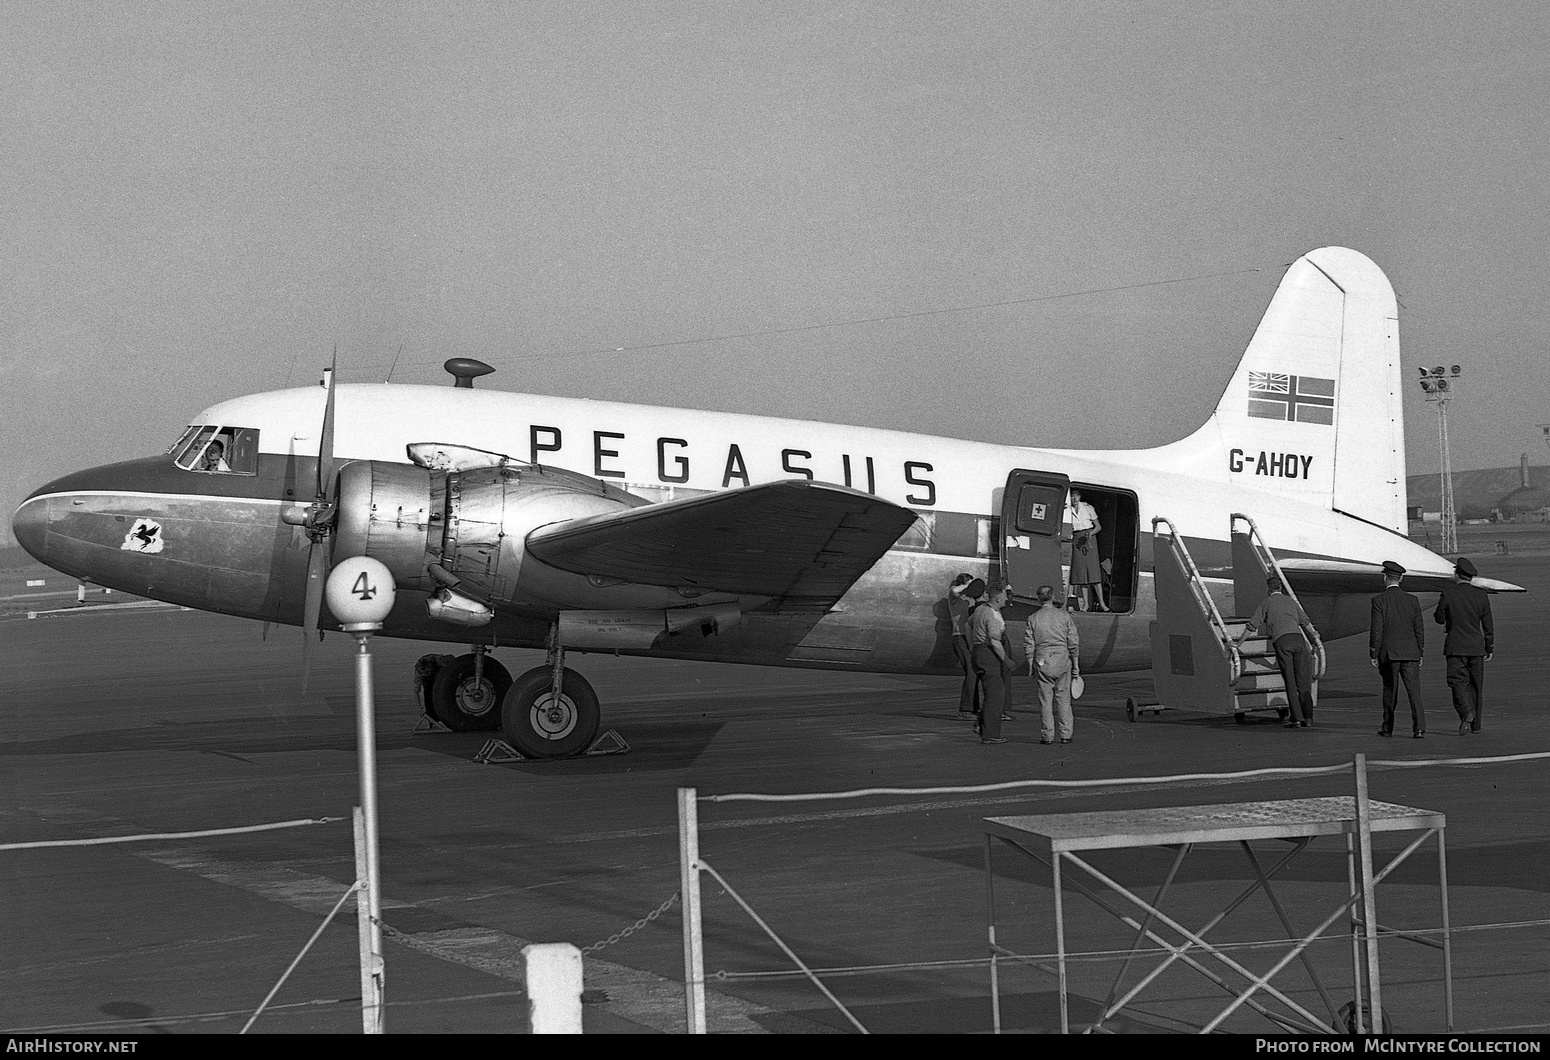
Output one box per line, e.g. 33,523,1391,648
1434,557,1494,735
1236,575,1320,728
947,573,981,719
1369,560,1425,738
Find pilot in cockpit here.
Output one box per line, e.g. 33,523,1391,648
201,439,231,473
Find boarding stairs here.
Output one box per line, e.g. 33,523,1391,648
1133,514,1324,724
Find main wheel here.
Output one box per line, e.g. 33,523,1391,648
1125,697,1138,723
503,666,601,759
1235,711,1249,725
430,654,511,731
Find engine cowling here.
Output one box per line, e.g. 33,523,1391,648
332,456,720,620
333,460,437,591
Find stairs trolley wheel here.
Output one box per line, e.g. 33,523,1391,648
1126,696,1164,722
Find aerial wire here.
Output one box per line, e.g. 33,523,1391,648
332,261,1269,377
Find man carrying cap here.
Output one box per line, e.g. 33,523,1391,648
1236,575,1321,728
1025,584,1080,744
1370,560,1425,738
1435,557,1494,735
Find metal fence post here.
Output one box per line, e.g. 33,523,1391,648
678,787,706,1033
1353,753,1383,1032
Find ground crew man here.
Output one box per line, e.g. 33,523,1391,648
1370,560,1425,738
966,581,1013,744
1435,557,1494,735
1236,575,1320,728
1025,584,1080,744
947,573,980,719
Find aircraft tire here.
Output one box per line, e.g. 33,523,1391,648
430,654,511,732
503,666,601,759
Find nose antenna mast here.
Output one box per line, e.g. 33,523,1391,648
444,358,495,388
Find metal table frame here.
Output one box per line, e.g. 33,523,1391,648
982,797,1452,1034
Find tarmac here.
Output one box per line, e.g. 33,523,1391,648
3,550,1548,1036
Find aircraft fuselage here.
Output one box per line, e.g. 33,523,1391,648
12,382,1448,677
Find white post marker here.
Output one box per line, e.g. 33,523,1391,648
523,943,583,1033
326,556,396,1035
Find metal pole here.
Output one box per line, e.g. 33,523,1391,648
1439,399,1457,555
1438,828,1454,1030
677,787,706,1034
1346,831,1366,1033
1353,753,1383,1033
355,634,386,1033
1053,851,1068,1035
353,809,376,1032
985,834,1000,1034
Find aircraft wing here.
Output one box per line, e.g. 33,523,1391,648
525,480,920,612
1274,558,1526,595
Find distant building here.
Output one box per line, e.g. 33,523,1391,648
1496,486,1550,521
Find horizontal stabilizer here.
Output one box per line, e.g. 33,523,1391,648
526,480,920,612
1274,558,1525,596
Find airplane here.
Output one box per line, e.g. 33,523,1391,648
12,246,1522,758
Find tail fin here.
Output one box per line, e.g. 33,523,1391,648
1160,247,1406,532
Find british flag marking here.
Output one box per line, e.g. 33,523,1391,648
1248,372,1335,425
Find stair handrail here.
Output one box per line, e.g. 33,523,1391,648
1230,513,1327,680
1151,516,1242,684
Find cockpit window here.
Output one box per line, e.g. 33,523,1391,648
171,425,259,474
167,426,204,461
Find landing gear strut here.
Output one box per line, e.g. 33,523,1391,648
498,625,601,758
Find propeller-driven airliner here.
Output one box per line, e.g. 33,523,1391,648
12,247,1520,757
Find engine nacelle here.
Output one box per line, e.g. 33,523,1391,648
334,461,437,591
332,454,726,623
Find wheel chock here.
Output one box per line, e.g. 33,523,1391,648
475,739,526,763
473,730,630,764
583,729,630,756
412,713,453,735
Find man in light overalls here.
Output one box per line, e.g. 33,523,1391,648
1025,584,1080,744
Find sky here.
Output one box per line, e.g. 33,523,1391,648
5,1,1549,544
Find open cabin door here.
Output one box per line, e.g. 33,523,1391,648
1000,469,1070,604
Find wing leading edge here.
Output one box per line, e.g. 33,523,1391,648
525,480,921,612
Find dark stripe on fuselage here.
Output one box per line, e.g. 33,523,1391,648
13,452,1351,674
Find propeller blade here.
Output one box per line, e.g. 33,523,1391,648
301,348,339,694
300,535,331,694
316,346,338,503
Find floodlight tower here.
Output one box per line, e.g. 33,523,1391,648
1418,365,1463,554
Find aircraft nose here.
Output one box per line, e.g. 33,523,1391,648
12,494,49,564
